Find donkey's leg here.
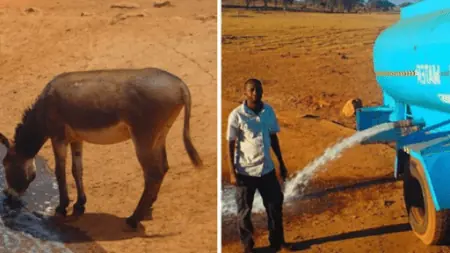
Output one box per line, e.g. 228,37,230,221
51,138,69,217
126,141,167,229
71,142,87,216
144,144,169,221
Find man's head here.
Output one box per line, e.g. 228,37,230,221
244,78,263,103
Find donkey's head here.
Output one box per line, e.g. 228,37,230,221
0,133,36,198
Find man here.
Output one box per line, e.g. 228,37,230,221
227,78,291,253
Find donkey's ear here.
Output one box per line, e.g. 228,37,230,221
0,133,11,149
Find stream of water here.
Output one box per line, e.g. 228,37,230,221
222,122,398,216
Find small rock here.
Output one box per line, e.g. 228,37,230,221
342,98,363,117
317,99,330,108
194,14,217,22
81,12,93,16
110,12,146,25
154,1,172,8
23,7,40,14
341,53,348,59
110,2,140,9
384,200,395,207
299,114,319,119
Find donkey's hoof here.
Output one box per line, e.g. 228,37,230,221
125,216,138,230
51,210,67,223
55,206,67,217
72,203,85,217
124,217,144,232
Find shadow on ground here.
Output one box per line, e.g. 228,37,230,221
222,175,400,244
0,152,166,252
247,223,411,253
289,223,411,251
55,212,181,243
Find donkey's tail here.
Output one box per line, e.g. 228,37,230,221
180,82,203,168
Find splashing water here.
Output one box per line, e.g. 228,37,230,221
0,206,73,253
222,122,397,216
283,122,397,201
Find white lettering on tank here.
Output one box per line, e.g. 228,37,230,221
438,94,450,104
416,64,441,85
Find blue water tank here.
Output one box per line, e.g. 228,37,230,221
373,0,450,115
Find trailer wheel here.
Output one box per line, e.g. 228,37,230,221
403,161,450,245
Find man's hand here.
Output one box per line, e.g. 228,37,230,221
280,163,288,182
229,171,237,185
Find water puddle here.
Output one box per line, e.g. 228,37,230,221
0,144,107,253
0,148,77,252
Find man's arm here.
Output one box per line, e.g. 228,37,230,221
268,107,287,181
228,140,237,184
270,134,287,181
226,111,239,185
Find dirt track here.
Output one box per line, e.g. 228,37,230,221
0,0,217,252
221,8,450,253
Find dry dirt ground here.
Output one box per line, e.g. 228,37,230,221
0,0,217,252
221,9,450,253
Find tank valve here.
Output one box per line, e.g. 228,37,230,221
393,119,425,129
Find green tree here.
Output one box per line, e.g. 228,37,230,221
367,0,395,11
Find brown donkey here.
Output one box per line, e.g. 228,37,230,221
0,68,203,229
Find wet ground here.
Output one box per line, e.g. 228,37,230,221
0,147,106,252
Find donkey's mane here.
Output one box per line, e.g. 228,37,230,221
13,99,48,158
15,105,34,137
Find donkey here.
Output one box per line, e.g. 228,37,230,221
0,67,203,229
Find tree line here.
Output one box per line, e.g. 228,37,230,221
245,0,417,12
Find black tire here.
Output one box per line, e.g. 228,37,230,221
403,160,450,245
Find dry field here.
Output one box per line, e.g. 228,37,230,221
221,8,450,253
0,0,217,252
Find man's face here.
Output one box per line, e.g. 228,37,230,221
244,82,263,103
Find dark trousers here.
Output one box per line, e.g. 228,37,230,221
235,170,285,249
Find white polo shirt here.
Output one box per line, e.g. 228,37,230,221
226,101,280,177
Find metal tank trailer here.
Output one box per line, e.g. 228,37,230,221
355,0,450,245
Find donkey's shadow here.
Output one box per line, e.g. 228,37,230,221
2,204,177,245
52,212,180,243
0,149,177,244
